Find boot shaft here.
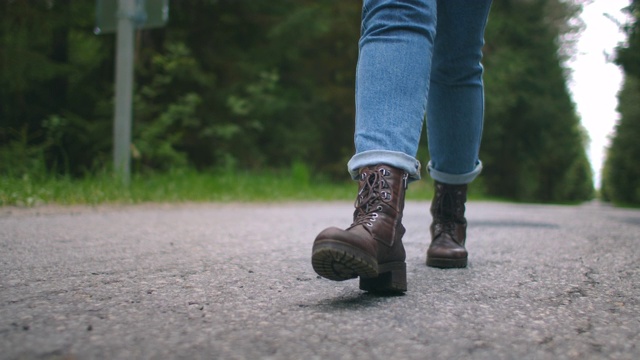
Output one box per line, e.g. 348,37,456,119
430,181,467,223
352,164,408,249
430,181,468,246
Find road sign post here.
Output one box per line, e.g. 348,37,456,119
113,0,135,185
95,0,169,186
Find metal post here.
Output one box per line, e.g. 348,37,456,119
113,0,136,185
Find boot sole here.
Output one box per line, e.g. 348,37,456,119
312,240,407,293
426,257,467,268
312,240,377,281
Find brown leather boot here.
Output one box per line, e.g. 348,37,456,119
312,164,408,293
426,181,469,268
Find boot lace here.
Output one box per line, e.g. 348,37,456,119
352,168,392,228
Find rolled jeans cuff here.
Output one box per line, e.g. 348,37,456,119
427,160,482,185
348,150,422,181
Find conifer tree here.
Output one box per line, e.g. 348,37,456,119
481,0,594,202
603,0,640,205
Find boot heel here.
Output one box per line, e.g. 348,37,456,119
426,257,467,269
359,262,407,293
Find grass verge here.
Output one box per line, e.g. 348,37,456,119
1,168,447,207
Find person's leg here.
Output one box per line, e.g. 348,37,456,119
313,0,437,293
348,0,437,181
427,0,492,184
426,0,492,268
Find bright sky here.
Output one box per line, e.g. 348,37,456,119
567,0,631,189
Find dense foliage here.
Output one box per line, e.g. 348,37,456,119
482,0,593,202
1,0,594,202
602,0,640,206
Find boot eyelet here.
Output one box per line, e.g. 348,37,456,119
366,222,373,227
377,206,383,211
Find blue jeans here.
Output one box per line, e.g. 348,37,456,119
347,0,492,185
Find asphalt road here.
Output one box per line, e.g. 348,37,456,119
1,201,639,359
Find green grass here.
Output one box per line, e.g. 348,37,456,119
0,168,448,207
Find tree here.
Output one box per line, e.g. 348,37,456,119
0,1,114,176
481,0,594,202
602,0,640,205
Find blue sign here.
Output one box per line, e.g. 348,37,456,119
95,0,169,35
